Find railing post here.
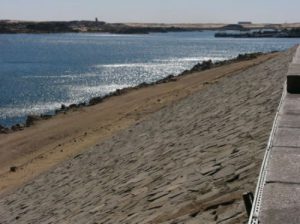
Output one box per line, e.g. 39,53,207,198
243,192,254,217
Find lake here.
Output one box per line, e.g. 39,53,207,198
0,31,299,127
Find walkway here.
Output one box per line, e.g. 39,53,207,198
249,45,300,223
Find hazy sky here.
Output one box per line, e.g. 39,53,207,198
1,0,299,23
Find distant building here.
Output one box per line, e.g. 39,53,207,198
95,17,98,23
238,21,252,25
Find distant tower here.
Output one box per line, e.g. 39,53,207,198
95,17,98,23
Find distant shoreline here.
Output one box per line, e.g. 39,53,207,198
0,20,207,34
1,20,300,34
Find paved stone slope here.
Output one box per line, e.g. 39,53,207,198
0,49,293,224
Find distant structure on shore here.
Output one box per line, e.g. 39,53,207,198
238,21,252,25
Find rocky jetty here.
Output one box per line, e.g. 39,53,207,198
0,48,294,223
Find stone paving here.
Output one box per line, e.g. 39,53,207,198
0,49,294,224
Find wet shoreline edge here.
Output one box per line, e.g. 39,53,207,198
0,51,270,134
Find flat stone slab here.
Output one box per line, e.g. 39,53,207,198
260,183,300,224
273,93,300,147
289,63,300,69
292,59,300,64
292,54,300,62
277,114,300,128
292,56,300,64
273,127,300,147
266,147,300,183
279,94,300,114
292,49,300,63
287,64,300,75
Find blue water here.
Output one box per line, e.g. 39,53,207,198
0,31,299,127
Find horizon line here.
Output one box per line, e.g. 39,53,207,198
1,19,300,25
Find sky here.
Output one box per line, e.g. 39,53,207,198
0,0,299,24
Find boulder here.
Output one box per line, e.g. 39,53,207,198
26,115,41,127
89,96,103,106
0,125,9,134
11,124,24,131
61,104,66,110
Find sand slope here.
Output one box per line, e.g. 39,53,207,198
0,49,294,224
